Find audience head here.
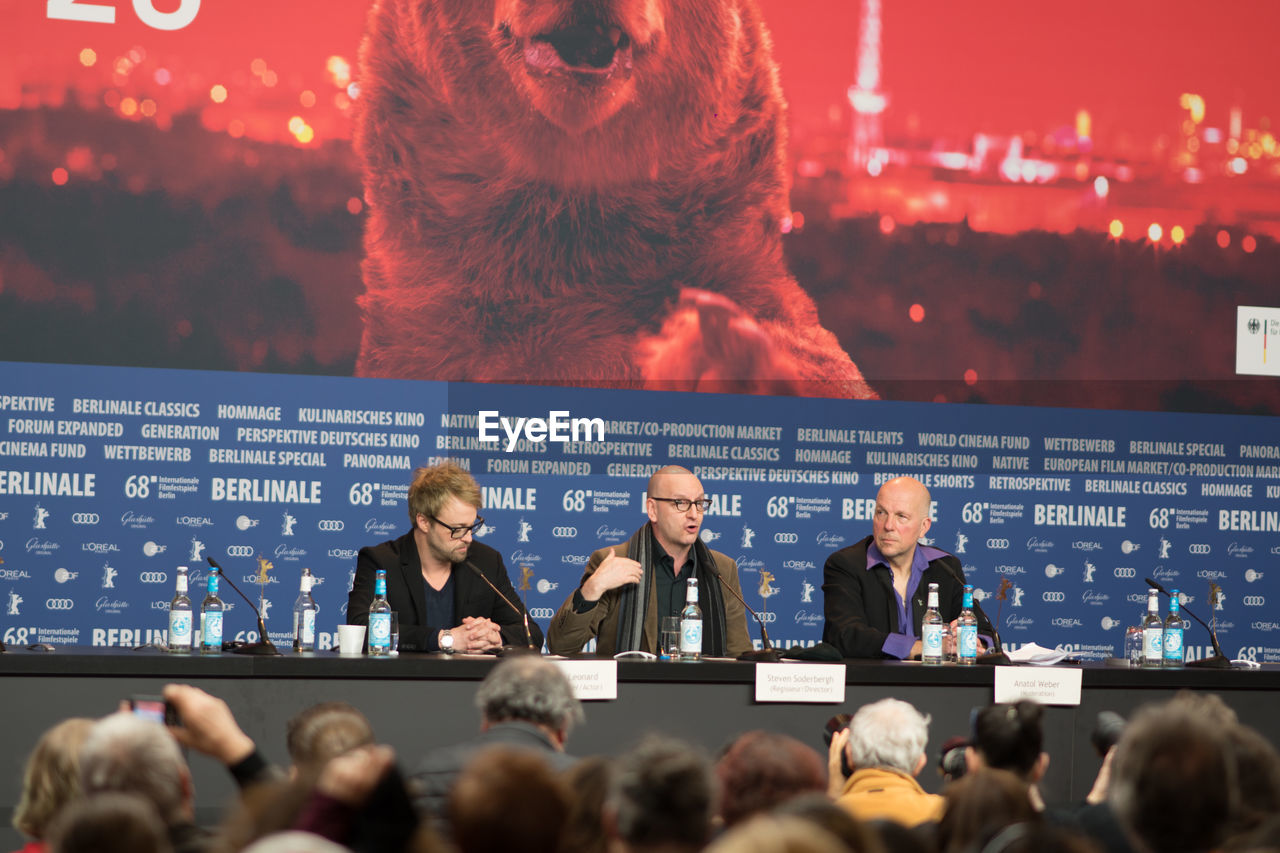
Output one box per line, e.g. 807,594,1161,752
475,655,584,745
559,756,613,853
938,768,1039,853
79,714,192,825
1109,697,1236,853
609,736,716,852
968,701,1047,783
845,698,931,777
716,730,826,827
965,823,1101,853
1224,724,1280,841
285,701,375,776
773,794,884,853
46,792,172,853
704,814,848,853
12,717,94,841
449,746,569,853
937,736,968,784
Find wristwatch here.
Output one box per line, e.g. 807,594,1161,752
439,629,455,654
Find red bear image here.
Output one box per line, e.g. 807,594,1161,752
354,0,875,398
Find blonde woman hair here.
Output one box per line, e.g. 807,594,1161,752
13,717,94,839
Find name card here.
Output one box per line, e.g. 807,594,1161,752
754,663,846,703
554,659,618,700
994,666,1082,706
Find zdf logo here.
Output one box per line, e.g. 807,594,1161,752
1243,596,1267,607
226,545,254,558
71,513,100,525
1188,544,1210,555
46,598,75,610
773,533,799,544
986,538,1010,550
317,520,345,532
139,572,168,584
551,527,577,538
1042,591,1066,603
1113,567,1137,578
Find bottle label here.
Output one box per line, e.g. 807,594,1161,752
169,611,192,646
1164,627,1184,660
959,625,978,658
680,618,702,654
370,613,391,648
922,623,944,657
203,612,223,647
1143,627,1163,660
301,610,316,645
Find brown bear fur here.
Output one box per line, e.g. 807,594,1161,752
354,0,874,398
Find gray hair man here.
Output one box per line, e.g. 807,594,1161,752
79,714,212,853
832,698,944,827
413,655,583,817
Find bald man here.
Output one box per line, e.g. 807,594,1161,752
823,476,993,659
547,466,752,657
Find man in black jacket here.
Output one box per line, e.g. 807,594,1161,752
347,461,542,652
823,476,991,659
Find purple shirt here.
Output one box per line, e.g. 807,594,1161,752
865,541,950,660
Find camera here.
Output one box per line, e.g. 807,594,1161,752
128,695,180,726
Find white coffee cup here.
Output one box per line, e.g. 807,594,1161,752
337,624,366,655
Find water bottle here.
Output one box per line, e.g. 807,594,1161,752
921,582,945,665
1163,588,1185,668
1141,588,1163,668
368,569,392,655
957,584,979,665
679,577,703,661
167,566,193,653
292,568,319,653
200,569,224,655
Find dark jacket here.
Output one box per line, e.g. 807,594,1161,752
347,532,543,651
822,535,994,658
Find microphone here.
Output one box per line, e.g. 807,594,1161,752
462,561,536,652
704,562,780,662
1144,578,1232,669
205,557,280,656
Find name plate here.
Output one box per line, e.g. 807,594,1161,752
754,663,846,703
554,659,618,700
994,666,1082,706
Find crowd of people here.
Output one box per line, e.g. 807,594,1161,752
10,654,1280,853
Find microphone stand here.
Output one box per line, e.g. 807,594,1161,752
705,564,780,662
1145,578,1232,669
206,557,281,656
463,561,536,653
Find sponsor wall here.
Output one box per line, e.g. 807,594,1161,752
2,361,1278,661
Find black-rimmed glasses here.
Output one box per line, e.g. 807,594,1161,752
650,497,712,513
430,515,484,539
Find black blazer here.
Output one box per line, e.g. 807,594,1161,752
346,531,543,651
822,535,994,659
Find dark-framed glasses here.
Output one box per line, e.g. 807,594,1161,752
431,515,484,539
651,497,712,513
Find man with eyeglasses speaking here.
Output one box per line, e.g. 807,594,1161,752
547,465,751,657
347,461,542,653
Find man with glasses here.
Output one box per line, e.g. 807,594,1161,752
347,461,542,652
547,465,751,657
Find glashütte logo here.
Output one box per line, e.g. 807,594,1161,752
317,520,345,532
175,515,213,528
142,541,166,557
71,513,100,525
83,542,120,554
121,511,156,528
1228,542,1254,558
1026,537,1055,552
1153,565,1181,582
794,611,824,627
364,519,396,536
236,515,260,531
1072,541,1102,552
596,526,626,541
46,598,74,610
274,544,306,560
815,531,845,548
54,568,78,583
26,538,59,554
509,550,541,563
1005,615,1034,631
1082,591,1110,605
95,596,129,614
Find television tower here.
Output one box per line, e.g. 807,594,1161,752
847,0,888,173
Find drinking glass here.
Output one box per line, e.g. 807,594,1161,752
660,617,681,660
390,612,400,655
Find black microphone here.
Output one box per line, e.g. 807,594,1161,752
704,562,780,662
938,560,1008,665
206,557,280,656
1144,578,1232,669
462,561,536,652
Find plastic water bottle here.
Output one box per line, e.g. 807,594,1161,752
167,566,193,653
957,584,979,665
368,569,392,655
292,568,319,653
1163,588,1185,668
679,577,703,661
921,582,945,665
1141,588,1164,668
200,569,224,655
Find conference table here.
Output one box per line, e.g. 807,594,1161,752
2,647,1276,846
